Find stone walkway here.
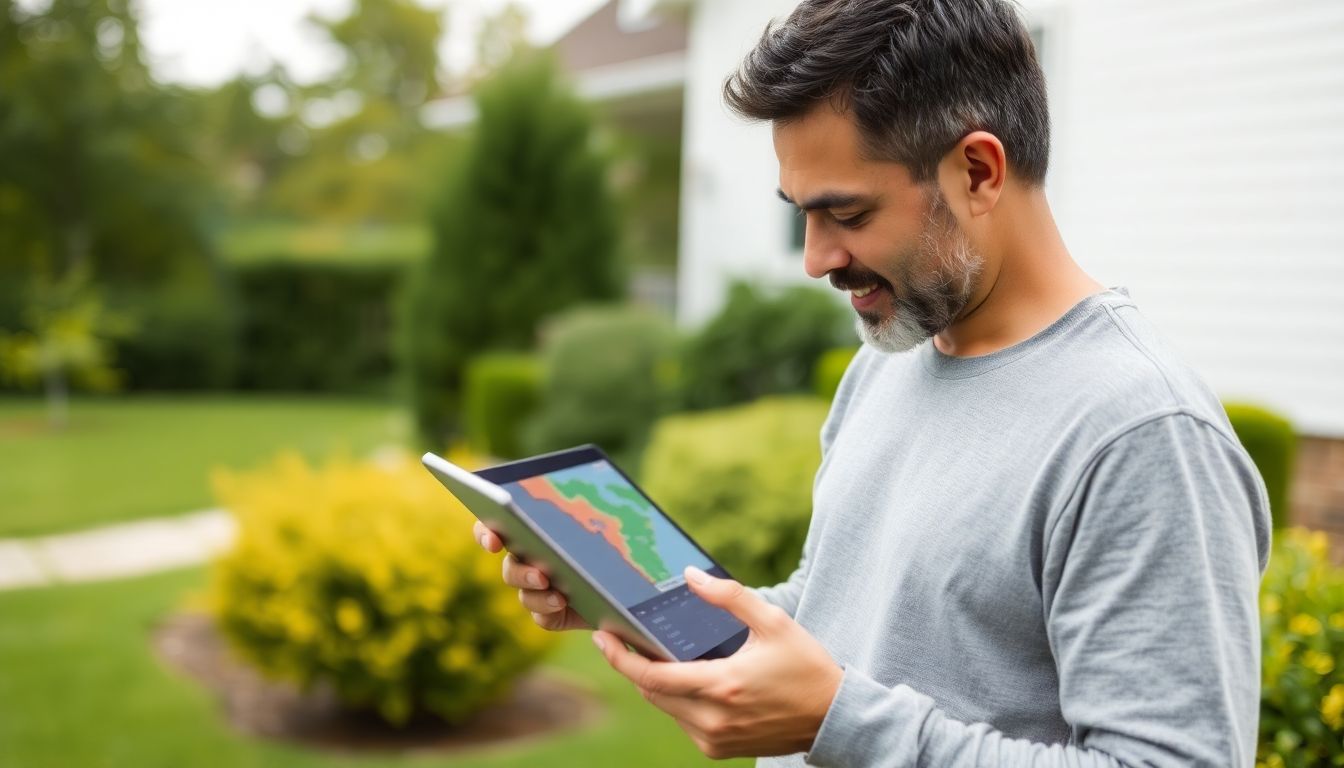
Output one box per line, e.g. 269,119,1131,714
0,509,235,591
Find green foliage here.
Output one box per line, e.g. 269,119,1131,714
0,0,234,393
0,266,131,394
1257,528,1344,768
813,346,859,400
464,353,542,460
209,451,556,726
109,285,238,390
0,0,222,289
404,52,622,446
641,397,829,587
680,282,853,411
232,259,405,393
526,306,677,467
1225,403,1296,530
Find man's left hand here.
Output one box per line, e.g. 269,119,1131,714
592,566,843,760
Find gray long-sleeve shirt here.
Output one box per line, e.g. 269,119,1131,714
756,288,1271,767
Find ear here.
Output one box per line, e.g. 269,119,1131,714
938,131,1006,218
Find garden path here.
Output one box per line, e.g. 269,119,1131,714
0,509,234,590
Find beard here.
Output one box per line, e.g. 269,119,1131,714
842,191,984,354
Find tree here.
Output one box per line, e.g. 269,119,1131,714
403,52,623,446
0,0,234,389
0,266,132,428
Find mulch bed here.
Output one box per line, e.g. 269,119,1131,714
153,613,603,754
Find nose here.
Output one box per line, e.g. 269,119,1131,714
801,216,850,280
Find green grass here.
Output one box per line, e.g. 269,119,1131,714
0,569,744,768
0,396,407,537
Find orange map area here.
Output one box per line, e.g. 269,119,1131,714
517,476,641,576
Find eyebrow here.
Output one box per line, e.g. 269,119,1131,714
776,188,871,211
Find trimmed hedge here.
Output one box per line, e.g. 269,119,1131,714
231,260,405,393
640,396,829,587
526,306,678,469
1225,403,1296,530
110,284,239,390
463,353,543,460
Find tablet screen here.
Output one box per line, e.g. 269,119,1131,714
495,458,746,660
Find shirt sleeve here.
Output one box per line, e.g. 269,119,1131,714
804,411,1271,767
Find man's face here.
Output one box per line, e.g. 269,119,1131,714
773,105,983,353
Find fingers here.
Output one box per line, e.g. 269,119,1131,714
501,552,548,590
592,631,707,698
683,565,783,636
518,584,567,614
472,521,503,553
531,607,591,632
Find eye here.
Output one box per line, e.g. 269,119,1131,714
833,212,867,230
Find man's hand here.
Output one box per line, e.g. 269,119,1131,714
473,520,590,631
593,565,842,760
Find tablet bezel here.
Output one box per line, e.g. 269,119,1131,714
473,444,750,661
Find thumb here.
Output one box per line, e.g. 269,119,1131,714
683,565,779,636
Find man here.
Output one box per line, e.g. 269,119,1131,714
474,0,1271,764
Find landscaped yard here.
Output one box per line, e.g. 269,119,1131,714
0,567,745,768
0,396,406,537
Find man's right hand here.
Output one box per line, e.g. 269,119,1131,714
473,520,591,631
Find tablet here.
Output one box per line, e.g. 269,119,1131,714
422,445,749,662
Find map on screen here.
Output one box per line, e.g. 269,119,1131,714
506,460,713,604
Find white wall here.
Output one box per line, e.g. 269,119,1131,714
678,0,1344,436
676,0,804,327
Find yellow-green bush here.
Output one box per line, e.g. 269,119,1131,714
1224,403,1296,530
208,450,556,725
1258,528,1344,767
640,396,829,587
812,346,859,400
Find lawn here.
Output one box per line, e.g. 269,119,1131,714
0,568,745,768
0,396,406,537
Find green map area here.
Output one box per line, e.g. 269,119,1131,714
552,477,672,583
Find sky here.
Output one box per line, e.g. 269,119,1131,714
127,0,609,87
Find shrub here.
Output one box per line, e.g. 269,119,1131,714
208,451,556,725
232,259,405,393
679,282,853,411
111,284,238,390
526,306,678,469
640,396,829,587
813,346,859,400
1257,528,1344,767
464,353,543,460
1225,403,1296,530
403,52,622,446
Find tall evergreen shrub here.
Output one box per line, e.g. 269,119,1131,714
403,53,622,446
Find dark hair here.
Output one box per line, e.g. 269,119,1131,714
724,0,1050,185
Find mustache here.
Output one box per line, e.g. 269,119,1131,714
828,266,890,293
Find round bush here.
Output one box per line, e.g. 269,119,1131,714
1224,402,1296,530
208,451,556,725
812,346,859,400
526,305,679,468
640,396,829,587
1258,528,1344,767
